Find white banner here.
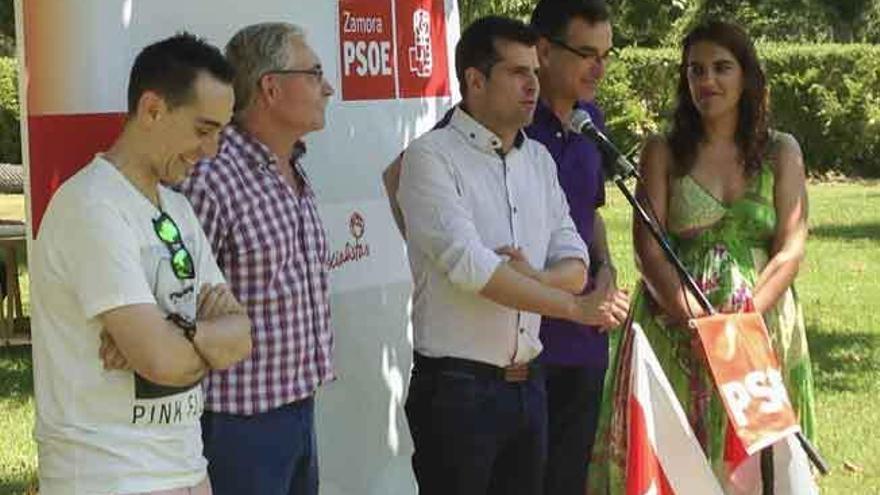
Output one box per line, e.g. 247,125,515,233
18,1,460,493
627,324,724,495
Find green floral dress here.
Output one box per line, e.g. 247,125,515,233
587,161,816,493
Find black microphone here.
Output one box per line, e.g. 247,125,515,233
570,108,640,180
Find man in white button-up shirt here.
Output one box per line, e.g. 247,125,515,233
398,16,629,495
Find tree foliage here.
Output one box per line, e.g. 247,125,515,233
459,0,880,45
0,0,12,57
595,44,880,177
457,0,535,26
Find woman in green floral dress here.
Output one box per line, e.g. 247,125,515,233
588,21,816,493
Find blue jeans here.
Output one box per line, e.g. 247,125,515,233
404,355,548,495
543,364,606,495
201,398,318,495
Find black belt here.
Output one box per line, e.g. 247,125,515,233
413,352,541,383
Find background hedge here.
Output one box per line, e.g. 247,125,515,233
0,56,18,164
0,44,878,176
597,43,880,177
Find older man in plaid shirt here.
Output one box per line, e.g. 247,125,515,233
179,22,335,495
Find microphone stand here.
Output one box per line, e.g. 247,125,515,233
604,158,829,494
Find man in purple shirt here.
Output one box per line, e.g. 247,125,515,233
528,1,617,493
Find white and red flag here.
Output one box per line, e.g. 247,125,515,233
722,435,818,495
626,323,724,495
691,313,817,494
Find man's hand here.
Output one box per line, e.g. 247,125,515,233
99,330,132,371
197,283,246,320
571,288,630,330
591,264,623,332
495,245,545,284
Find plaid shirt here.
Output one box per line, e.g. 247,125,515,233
180,124,335,415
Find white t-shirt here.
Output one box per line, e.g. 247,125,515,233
31,156,225,494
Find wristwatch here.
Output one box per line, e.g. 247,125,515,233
166,313,197,343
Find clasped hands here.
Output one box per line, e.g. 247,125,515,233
495,245,630,331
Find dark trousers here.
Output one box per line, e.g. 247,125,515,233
404,354,548,495
201,398,318,495
543,364,607,495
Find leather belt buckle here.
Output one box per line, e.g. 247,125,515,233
503,363,530,383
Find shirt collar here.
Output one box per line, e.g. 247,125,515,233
449,105,526,156
222,123,307,170
532,98,593,134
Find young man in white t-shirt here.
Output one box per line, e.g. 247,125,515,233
30,33,252,495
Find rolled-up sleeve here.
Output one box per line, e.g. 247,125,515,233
542,150,590,269
398,138,503,292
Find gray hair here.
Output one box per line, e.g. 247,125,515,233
225,22,305,116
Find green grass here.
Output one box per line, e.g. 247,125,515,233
1,184,878,493
0,193,34,494
603,181,880,492
798,184,880,491
0,346,36,494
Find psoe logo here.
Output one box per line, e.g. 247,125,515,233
408,9,432,78
328,211,372,271
339,0,450,101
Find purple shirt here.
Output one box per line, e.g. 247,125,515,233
526,100,608,369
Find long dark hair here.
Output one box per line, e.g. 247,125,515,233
667,21,769,177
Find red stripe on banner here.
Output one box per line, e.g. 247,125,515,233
627,396,675,495
724,418,749,474
27,113,126,236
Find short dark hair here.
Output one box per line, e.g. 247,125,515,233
127,32,234,115
529,0,610,40
455,16,538,97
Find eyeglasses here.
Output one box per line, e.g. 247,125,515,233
548,38,614,65
262,66,324,82
152,211,195,280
